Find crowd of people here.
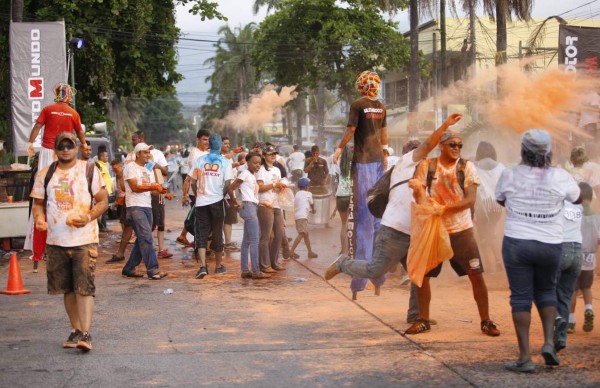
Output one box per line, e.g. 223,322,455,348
23,77,598,378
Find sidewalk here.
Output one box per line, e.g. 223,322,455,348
0,200,598,387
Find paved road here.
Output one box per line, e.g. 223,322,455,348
1,200,599,387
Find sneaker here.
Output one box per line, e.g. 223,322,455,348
241,270,253,279
149,271,168,280
252,271,271,279
324,254,347,280
76,332,92,351
554,316,567,351
405,319,431,335
504,360,535,373
583,309,594,332
63,329,83,348
541,343,560,366
308,252,318,258
214,265,227,275
262,267,277,274
567,322,575,334
225,242,241,252
195,266,208,279
481,320,500,337
157,250,173,259
106,255,125,264
407,318,438,325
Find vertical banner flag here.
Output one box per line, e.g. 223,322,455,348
10,21,67,156
558,24,600,76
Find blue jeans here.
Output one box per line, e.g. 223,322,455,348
555,242,582,344
123,206,159,277
502,236,562,313
239,202,260,272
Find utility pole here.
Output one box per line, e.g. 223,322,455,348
468,0,477,121
433,33,438,126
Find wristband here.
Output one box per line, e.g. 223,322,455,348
382,145,388,151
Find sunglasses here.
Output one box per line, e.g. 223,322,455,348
55,143,76,151
445,142,463,149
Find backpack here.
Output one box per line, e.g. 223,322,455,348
366,166,410,218
44,161,96,210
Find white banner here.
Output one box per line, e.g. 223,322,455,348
10,21,67,156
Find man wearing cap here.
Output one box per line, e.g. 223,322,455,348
332,70,388,298
121,142,168,280
304,145,329,189
178,129,211,246
30,131,108,352
188,133,234,278
406,129,500,336
25,83,90,262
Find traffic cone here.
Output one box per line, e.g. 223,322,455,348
0,253,31,295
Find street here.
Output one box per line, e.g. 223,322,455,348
1,200,599,387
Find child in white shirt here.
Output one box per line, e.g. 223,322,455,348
290,178,317,258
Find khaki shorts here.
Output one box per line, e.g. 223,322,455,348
46,243,98,296
295,218,309,234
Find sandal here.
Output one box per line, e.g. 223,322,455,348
149,272,168,280
505,360,535,373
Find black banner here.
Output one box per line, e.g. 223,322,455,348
558,25,600,76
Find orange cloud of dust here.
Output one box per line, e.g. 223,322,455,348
221,85,298,132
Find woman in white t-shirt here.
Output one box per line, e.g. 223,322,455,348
227,152,269,279
496,129,581,373
256,146,288,273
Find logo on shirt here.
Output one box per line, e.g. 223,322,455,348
54,178,74,211
203,163,221,176
363,107,384,120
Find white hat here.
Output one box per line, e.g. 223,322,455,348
387,146,394,156
133,143,151,153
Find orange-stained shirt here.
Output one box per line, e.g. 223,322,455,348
37,102,83,149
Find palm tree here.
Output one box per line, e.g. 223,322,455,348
252,0,282,15
202,23,257,141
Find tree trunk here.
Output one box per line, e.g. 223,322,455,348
409,0,420,113
440,0,447,117
496,0,508,66
316,81,325,149
12,0,24,22
296,93,304,145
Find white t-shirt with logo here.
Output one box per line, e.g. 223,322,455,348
187,147,208,195
237,169,258,203
189,153,233,207
563,201,583,243
381,150,419,235
495,165,581,244
288,151,305,171
256,165,282,209
30,160,104,247
124,162,155,208
294,190,314,220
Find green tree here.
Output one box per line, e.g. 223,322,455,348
252,0,410,101
138,95,188,146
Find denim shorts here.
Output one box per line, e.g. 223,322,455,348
46,243,98,296
502,236,562,313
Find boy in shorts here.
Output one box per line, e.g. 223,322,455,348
570,183,598,333
290,178,317,259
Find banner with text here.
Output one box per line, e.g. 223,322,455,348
10,21,67,156
558,24,600,76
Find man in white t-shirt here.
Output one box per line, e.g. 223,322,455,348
187,134,234,279
30,131,108,352
177,129,210,246
324,114,462,294
121,143,168,280
287,145,305,183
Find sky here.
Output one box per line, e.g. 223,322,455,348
174,0,600,110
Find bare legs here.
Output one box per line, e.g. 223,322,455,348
64,293,94,333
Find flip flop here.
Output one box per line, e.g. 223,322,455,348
149,272,168,280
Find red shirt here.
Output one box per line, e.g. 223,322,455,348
37,102,83,149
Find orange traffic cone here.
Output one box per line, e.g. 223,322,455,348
0,253,31,295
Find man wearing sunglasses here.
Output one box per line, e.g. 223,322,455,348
407,130,500,337
30,131,108,352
